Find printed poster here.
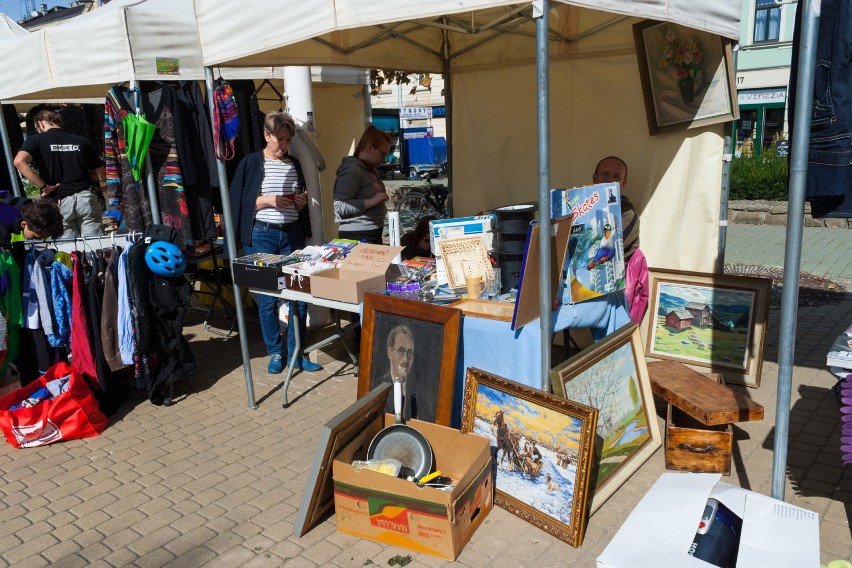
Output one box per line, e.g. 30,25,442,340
550,183,625,303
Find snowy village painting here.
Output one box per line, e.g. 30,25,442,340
645,269,772,387
550,183,625,304
461,368,598,547
550,323,661,513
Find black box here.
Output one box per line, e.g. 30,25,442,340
231,261,286,291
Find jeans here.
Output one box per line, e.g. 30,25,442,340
790,0,852,217
243,221,308,358
58,190,104,238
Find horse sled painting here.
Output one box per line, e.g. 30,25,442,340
461,368,597,547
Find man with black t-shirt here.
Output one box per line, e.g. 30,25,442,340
13,109,106,238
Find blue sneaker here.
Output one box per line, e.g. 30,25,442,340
267,354,284,374
297,357,322,372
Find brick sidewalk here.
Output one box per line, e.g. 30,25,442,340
1,276,851,566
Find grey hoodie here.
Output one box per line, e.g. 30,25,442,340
333,156,387,233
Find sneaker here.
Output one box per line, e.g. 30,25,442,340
267,354,284,374
297,357,322,372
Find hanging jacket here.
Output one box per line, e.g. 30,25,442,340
49,261,73,348
34,250,56,338
101,248,125,372
117,243,134,365
22,249,39,330
70,252,97,381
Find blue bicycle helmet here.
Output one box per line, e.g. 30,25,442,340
144,241,186,277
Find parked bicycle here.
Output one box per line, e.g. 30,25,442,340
397,173,450,234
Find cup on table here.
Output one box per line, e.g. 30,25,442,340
485,268,501,299
465,275,485,299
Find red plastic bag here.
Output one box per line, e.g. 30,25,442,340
0,363,108,448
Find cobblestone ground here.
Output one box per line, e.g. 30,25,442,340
0,224,850,567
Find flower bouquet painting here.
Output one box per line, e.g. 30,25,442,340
633,20,738,134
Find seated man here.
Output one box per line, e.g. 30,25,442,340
592,156,648,324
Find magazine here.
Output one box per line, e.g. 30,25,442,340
550,182,625,303
827,332,852,369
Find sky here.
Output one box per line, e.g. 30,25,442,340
0,1,68,21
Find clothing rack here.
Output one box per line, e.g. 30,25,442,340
23,231,142,252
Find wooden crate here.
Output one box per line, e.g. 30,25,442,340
665,404,733,475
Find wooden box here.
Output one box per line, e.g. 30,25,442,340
448,298,514,322
665,404,733,475
648,360,763,475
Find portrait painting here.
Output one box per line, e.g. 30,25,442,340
357,293,460,426
550,323,661,513
634,20,738,135
644,269,771,387
461,368,597,547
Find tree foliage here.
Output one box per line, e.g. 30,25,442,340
369,70,432,96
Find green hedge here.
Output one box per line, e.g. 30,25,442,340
730,148,788,201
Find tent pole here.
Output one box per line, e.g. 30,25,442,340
534,0,551,391
130,80,161,223
204,66,257,410
772,0,818,501
716,46,738,272
442,23,453,210
0,102,22,197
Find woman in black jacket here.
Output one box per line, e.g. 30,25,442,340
229,112,319,374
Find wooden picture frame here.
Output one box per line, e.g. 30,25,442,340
357,293,461,426
644,268,772,388
550,323,662,514
633,19,738,135
461,367,598,548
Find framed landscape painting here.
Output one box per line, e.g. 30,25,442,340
644,269,771,387
549,323,661,513
461,368,598,548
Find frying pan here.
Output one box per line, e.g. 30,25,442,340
367,381,433,480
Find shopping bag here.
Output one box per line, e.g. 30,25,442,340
0,362,109,448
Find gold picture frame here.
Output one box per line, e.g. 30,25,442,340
550,323,662,514
644,268,772,388
633,19,739,135
461,367,598,547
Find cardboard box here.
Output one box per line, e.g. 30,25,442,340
231,261,286,291
310,244,403,304
281,263,313,294
333,416,493,560
597,473,820,568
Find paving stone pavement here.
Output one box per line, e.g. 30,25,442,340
1,225,850,567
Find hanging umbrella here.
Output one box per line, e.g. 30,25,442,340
122,113,156,181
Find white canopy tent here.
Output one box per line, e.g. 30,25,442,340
0,13,26,37
193,1,740,276
192,0,745,406
0,0,282,104
194,0,827,505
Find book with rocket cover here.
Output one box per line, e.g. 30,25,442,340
550,182,625,303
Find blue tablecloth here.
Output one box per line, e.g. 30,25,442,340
450,292,630,427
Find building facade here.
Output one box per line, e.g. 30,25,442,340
734,0,797,157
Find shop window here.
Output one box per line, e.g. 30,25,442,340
754,0,781,43
736,109,758,158
762,107,786,150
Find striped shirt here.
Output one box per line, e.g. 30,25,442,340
256,158,300,224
